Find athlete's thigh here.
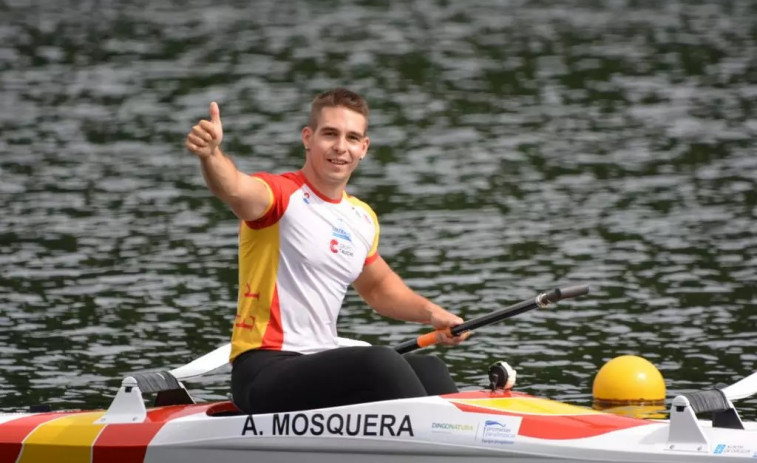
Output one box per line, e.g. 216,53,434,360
249,346,426,412
404,354,458,395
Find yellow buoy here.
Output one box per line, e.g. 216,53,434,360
592,355,666,408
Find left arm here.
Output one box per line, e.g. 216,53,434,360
352,256,467,345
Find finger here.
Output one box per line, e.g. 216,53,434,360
187,130,208,143
191,123,210,136
197,120,218,140
435,329,455,345
187,134,208,147
210,101,221,125
453,331,472,344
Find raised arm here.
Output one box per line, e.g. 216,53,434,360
353,256,467,346
185,102,270,222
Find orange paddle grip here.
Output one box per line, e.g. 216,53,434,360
416,328,452,348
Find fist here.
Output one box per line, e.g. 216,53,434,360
186,102,223,159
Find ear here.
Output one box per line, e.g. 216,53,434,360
361,136,370,158
301,126,312,150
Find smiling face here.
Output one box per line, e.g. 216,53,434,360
301,106,370,199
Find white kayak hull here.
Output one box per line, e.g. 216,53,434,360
2,390,755,463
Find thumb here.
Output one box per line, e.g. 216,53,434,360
209,101,222,125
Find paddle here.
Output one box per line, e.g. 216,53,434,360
722,371,757,402
169,337,371,381
394,284,590,354
168,286,590,380
170,344,230,381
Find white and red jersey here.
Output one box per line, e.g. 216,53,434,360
230,170,380,360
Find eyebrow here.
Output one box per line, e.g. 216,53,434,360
319,125,365,138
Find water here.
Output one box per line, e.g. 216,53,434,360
1,0,755,418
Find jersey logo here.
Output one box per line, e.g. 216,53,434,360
302,192,311,204
329,238,354,257
244,283,260,299
235,314,256,330
331,226,352,242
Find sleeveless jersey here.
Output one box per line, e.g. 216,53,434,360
230,170,380,360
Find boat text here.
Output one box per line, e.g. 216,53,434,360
242,413,414,437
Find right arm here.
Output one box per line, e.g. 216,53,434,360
185,102,270,222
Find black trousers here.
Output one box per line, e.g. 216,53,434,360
231,346,458,414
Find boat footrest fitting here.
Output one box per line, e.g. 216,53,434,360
666,389,745,452
131,370,182,394
682,389,744,430
96,371,195,424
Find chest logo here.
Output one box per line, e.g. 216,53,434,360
331,225,352,242
329,239,354,257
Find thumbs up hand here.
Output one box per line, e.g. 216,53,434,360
186,102,224,159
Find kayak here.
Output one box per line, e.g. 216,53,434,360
2,286,755,462
1,374,755,463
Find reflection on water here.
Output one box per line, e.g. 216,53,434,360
1,0,755,417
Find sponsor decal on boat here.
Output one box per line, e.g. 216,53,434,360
477,417,521,445
430,422,476,433
713,444,752,456
242,412,414,437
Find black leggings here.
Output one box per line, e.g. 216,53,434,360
231,346,458,414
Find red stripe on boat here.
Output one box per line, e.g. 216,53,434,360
0,412,75,463
451,401,652,440
92,403,215,463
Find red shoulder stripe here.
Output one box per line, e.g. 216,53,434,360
245,171,304,230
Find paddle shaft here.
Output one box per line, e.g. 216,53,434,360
394,284,589,354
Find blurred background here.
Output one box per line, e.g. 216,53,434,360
0,0,755,416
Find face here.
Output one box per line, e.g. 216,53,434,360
301,106,370,194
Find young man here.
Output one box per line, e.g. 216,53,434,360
185,88,467,414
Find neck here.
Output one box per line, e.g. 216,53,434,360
300,165,347,201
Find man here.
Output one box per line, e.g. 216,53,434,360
185,88,467,414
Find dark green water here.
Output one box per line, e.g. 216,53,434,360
1,0,755,418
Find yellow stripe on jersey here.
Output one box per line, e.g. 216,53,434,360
230,221,281,362
252,176,275,217
345,195,380,259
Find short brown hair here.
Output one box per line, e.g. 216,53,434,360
308,88,369,132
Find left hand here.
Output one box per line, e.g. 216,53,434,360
428,304,470,346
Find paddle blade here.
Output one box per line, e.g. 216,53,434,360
722,371,757,401
170,344,231,380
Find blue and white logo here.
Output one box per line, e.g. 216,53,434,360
714,444,725,454
331,226,352,242
479,420,517,445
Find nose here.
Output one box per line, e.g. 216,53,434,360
333,136,347,153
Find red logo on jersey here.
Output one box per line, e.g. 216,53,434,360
329,239,339,253
244,283,260,299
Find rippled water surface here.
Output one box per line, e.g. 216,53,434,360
1,0,755,417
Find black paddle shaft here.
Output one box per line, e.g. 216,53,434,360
394,284,590,354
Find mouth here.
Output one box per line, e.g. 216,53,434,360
328,159,349,166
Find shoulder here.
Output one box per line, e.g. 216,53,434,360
244,171,305,229
344,194,379,227
346,195,378,222
252,171,305,193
